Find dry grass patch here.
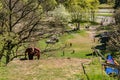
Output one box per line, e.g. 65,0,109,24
6,58,91,80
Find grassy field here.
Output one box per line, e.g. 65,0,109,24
38,30,95,59
0,30,117,80
0,58,116,80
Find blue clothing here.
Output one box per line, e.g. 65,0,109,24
107,54,114,64
105,54,119,75
105,67,119,75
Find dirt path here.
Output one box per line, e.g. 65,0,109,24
86,26,97,42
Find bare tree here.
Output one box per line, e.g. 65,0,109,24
107,25,120,52
0,0,62,64
106,8,120,53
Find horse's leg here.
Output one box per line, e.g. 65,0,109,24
28,54,34,60
37,55,40,60
37,53,40,60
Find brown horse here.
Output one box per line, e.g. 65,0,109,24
25,47,40,60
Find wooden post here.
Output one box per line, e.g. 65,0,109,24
81,63,90,80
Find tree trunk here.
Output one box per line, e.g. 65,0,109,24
6,54,10,64
0,54,3,60
0,50,4,60
5,41,13,64
93,11,95,22
76,22,80,30
91,10,95,22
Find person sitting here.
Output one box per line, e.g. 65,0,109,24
104,54,119,76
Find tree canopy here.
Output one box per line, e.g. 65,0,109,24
0,0,61,64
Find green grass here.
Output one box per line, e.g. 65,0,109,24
98,4,114,9
0,67,9,80
97,25,113,30
87,58,118,80
0,29,118,80
58,50,92,58
96,13,113,17
74,30,87,37
0,58,117,80
73,57,118,80
38,30,93,59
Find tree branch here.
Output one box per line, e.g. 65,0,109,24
11,0,20,10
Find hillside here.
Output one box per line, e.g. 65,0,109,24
1,29,94,80
0,28,116,80
5,58,91,80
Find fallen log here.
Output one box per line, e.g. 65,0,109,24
102,63,120,70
